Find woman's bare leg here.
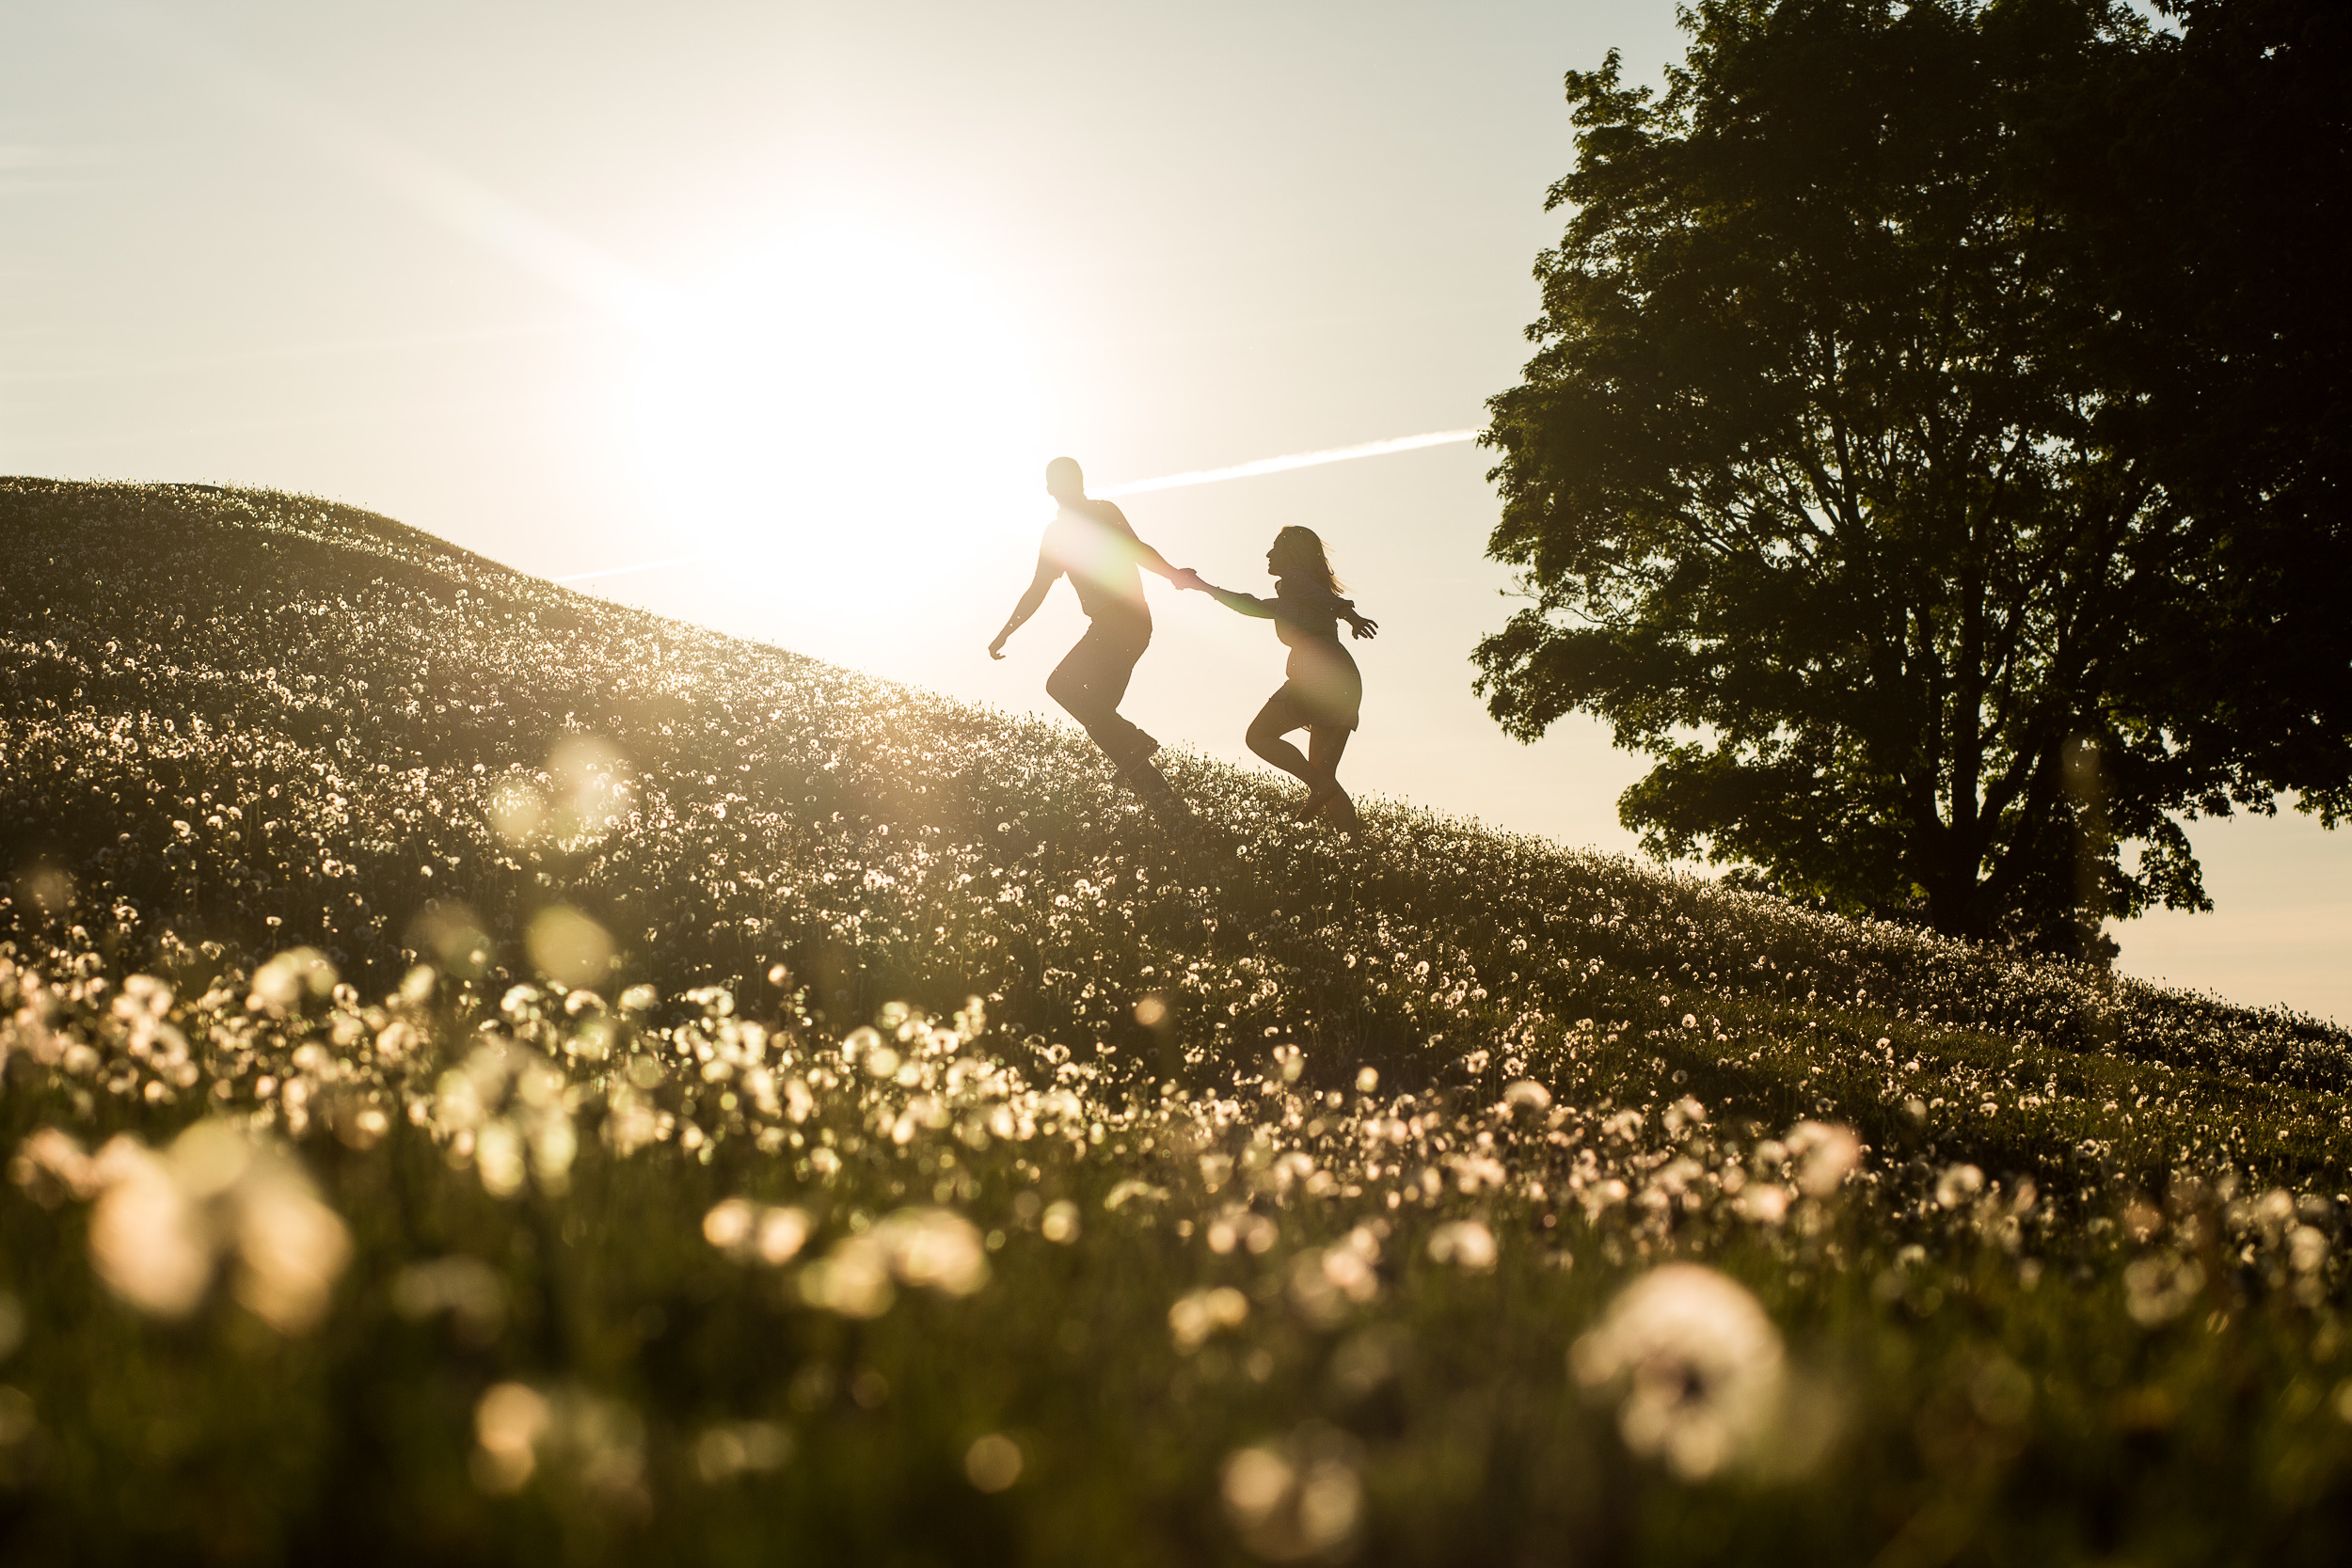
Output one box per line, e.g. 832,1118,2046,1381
1246,703,1317,788
1306,725,1355,824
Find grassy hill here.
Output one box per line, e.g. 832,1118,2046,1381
3,477,2349,1563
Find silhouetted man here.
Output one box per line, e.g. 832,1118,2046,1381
990,456,1196,771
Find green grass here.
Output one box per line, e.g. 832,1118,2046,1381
2,476,2349,1564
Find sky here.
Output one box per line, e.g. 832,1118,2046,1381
5,0,2345,1022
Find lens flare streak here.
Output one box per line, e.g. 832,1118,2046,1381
1095,429,1475,498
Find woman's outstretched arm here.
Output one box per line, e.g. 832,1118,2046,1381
1197,582,1277,619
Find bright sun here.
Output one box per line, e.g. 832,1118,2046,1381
620,221,1048,662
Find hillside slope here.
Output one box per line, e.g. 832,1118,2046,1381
5,479,2344,1189
3,479,2350,1563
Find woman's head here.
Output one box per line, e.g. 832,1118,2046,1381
1266,526,1343,593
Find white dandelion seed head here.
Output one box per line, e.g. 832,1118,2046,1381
1571,1263,1787,1481
1427,1218,1499,1272
756,1206,813,1265
1742,1180,1794,1224
81,1124,349,1333
872,1206,990,1296
1169,1286,1250,1353
230,1156,352,1334
87,1136,213,1319
2122,1253,2205,1326
1934,1164,1985,1210
703,1197,756,1251
1786,1120,1862,1199
1220,1424,1364,1562
799,1235,898,1318
249,947,336,1016
2290,1225,2330,1275
963,1432,1024,1493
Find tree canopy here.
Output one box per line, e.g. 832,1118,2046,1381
1478,0,2352,958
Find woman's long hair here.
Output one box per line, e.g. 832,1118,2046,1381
1271,525,1373,636
1270,526,1345,594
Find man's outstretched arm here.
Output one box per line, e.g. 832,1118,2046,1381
1100,501,1200,589
989,554,1062,659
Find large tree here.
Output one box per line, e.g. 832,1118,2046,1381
1478,0,2352,958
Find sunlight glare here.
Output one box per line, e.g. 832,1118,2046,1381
620,221,1047,666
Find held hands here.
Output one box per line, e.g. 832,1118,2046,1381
1170,566,1206,593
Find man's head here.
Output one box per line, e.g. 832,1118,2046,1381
1044,456,1085,502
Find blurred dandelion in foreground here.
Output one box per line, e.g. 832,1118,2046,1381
434,1041,578,1197
247,947,337,1016
8,1129,103,1207
1571,1263,1786,1481
1327,1324,1408,1402
1426,1219,1498,1272
873,1207,990,1294
964,1432,1024,1492
408,904,495,980
1170,1286,1250,1352
1289,1229,1382,1327
474,1382,550,1493
526,906,614,990
232,1154,356,1333
1221,1424,1364,1562
1785,1120,1862,1198
2290,1225,2330,1275
796,1206,987,1318
2122,1253,2205,1326
695,1419,792,1482
87,1138,211,1318
798,1236,896,1318
391,1256,508,1345
1934,1164,1986,1210
78,1122,350,1331
473,1382,646,1508
756,1207,813,1264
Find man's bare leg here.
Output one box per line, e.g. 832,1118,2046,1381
1048,624,1156,765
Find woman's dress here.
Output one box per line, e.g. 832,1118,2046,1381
1212,577,1363,731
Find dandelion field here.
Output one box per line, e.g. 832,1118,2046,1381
4,477,2351,1564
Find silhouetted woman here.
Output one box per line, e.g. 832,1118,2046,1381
1190,526,1377,829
